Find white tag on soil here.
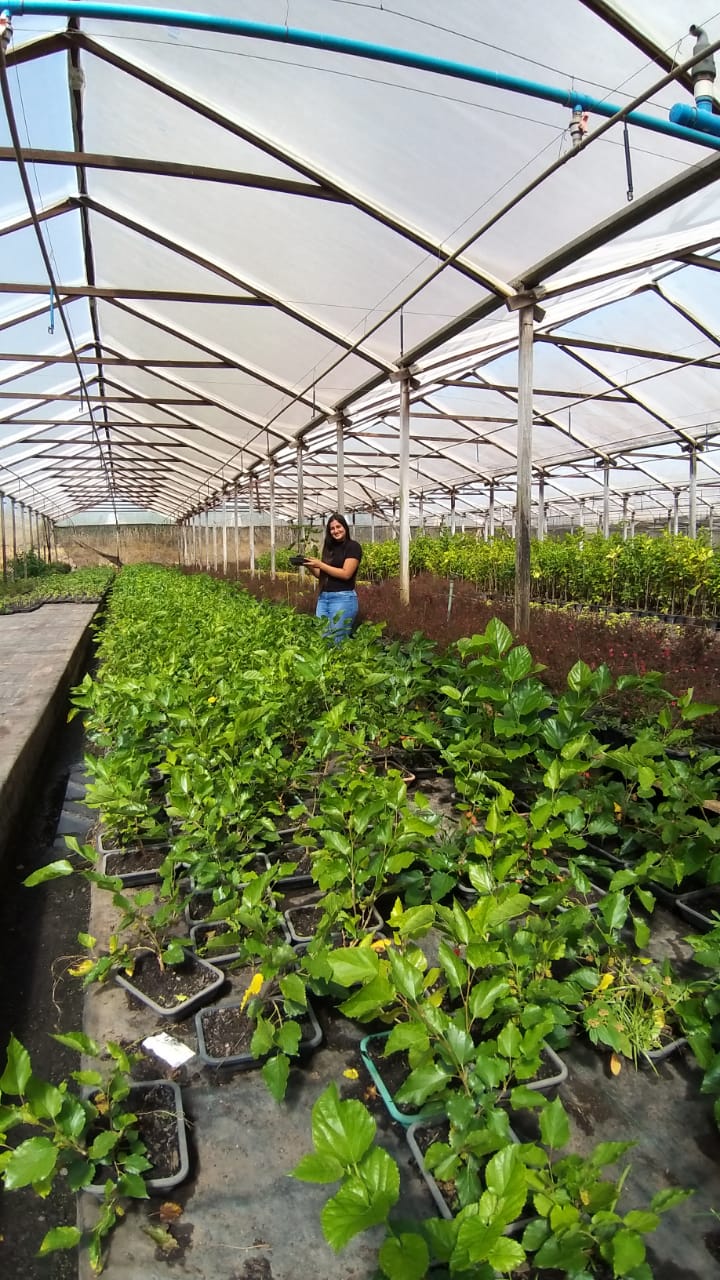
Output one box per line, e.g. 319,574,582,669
143,1032,196,1067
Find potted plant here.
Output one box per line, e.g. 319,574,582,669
0,1032,187,1274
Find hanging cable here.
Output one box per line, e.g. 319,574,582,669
0,13,121,538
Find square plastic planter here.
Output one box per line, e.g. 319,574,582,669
675,886,720,931
87,1079,189,1196
407,1118,520,1221
361,1032,567,1129
195,995,322,1068
115,948,225,1021
189,916,292,967
284,898,384,945
266,843,314,889
100,844,171,887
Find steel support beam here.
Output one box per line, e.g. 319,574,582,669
689,450,698,537
603,463,611,538
514,305,534,636
399,373,411,607
336,415,345,515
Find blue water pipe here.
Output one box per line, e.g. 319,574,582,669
3,1,720,153
670,24,720,138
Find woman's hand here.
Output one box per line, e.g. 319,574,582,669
304,557,322,570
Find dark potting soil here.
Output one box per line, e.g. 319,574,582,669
365,1036,416,1114
0,704,90,1280
93,1083,182,1182
287,905,322,938
122,950,220,1010
201,1003,256,1058
192,920,287,957
275,848,313,880
104,845,169,877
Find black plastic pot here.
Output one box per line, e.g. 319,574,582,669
406,1118,521,1221
87,1079,189,1195
189,916,291,967
115,948,225,1021
195,996,322,1068
284,897,384,945
675,886,720,931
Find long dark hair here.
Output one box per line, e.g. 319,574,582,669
322,511,351,558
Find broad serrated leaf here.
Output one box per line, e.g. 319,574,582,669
379,1232,429,1280
38,1225,82,1255
539,1097,570,1150
3,1136,58,1189
311,1083,376,1166
292,1152,344,1183
262,1053,290,1101
0,1035,32,1096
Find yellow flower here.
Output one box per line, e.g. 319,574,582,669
597,972,614,991
240,971,264,1011
68,959,94,977
207,696,217,705
371,938,391,952
343,1068,359,1080
613,803,623,818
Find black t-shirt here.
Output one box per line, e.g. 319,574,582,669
319,538,362,592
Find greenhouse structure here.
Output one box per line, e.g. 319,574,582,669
1,4,720,1280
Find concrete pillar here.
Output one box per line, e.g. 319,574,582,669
514,303,534,635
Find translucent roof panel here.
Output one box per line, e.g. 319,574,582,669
2,1,720,520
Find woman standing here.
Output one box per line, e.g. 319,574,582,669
304,513,362,643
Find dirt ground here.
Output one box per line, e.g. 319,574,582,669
0,711,89,1280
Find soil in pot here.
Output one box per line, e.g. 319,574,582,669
197,993,321,1066
90,1080,187,1192
116,949,224,1015
103,845,170,881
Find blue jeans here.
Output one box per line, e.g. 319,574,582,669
316,590,358,643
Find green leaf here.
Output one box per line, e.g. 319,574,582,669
338,973,395,1021
38,1225,82,1255
118,1170,150,1199
384,1024,428,1056
88,1130,119,1160
506,646,533,682
497,1022,522,1059
539,1097,570,1150
485,1143,527,1222
262,1053,290,1102
276,1020,302,1056
623,1210,659,1232
279,972,307,1008
379,1232,429,1280
438,940,467,991
3,1136,58,1189
469,977,510,1020
611,1228,646,1275
23,860,75,887
327,948,379,988
487,1236,526,1272
51,1031,100,1056
650,1187,694,1214
0,1035,32,1095
453,1217,504,1268
292,1152,344,1183
387,949,424,1000
311,1083,376,1166
396,1062,451,1107
321,1147,399,1251
25,1077,65,1120
599,891,628,933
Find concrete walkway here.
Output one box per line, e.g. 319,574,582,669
0,603,96,855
